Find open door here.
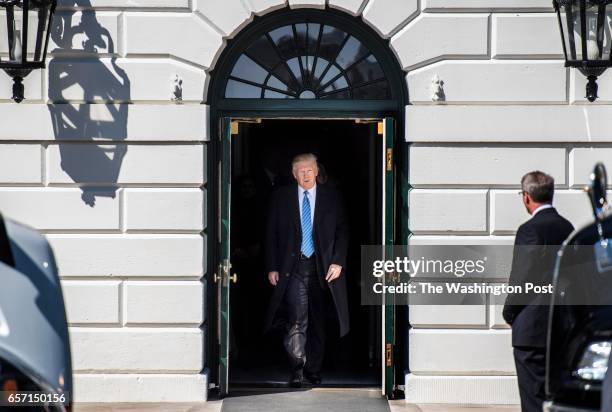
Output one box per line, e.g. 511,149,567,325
381,117,396,398
215,117,395,394
216,117,236,397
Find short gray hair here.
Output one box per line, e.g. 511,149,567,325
521,171,554,203
291,153,318,169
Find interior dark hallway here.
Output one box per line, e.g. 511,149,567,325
228,119,382,387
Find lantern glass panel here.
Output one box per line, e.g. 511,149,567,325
559,9,575,60
0,3,25,63
558,1,612,63
571,3,584,60
585,3,600,60
28,3,50,63
0,0,53,65
604,4,612,61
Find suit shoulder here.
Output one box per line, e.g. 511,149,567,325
517,219,537,235
536,211,574,231
556,214,575,235
515,221,539,244
527,210,574,243
322,185,346,206
554,212,574,226
320,183,342,197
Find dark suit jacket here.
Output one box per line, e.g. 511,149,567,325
264,183,350,337
503,207,574,348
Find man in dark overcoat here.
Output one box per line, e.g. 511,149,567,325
265,153,349,387
503,171,574,412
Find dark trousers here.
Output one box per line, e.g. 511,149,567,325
513,346,546,412
283,256,326,373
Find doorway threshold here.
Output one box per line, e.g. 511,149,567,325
220,387,390,412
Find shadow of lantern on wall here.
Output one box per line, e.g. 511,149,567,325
554,0,612,102
0,0,56,103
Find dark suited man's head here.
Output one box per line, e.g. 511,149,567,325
292,153,319,190
520,171,554,215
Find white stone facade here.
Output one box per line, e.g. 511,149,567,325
0,0,609,405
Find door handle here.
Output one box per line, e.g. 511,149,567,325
213,272,237,284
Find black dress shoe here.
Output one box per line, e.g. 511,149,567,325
289,369,304,388
304,371,321,385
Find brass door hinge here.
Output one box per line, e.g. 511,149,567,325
386,148,393,171
231,120,239,135
230,118,262,136
385,343,393,366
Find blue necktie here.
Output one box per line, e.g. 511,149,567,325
301,191,314,257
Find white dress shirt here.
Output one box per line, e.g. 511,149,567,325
298,184,317,223
532,203,553,217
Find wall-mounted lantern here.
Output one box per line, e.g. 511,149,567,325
0,0,56,103
553,0,612,102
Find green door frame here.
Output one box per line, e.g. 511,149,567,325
382,117,396,397
216,117,233,397
206,110,408,399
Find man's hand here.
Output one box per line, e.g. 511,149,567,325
325,264,342,283
268,271,279,286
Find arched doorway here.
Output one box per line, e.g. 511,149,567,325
206,7,409,399
208,7,407,113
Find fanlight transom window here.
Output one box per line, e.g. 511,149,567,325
224,22,391,100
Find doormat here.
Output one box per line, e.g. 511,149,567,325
220,388,390,412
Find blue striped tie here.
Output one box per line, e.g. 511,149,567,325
301,191,314,257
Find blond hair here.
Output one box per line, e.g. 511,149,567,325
291,153,318,170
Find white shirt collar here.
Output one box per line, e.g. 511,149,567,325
298,183,316,197
532,203,553,217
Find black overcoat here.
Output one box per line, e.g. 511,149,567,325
502,207,574,347
264,183,350,337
